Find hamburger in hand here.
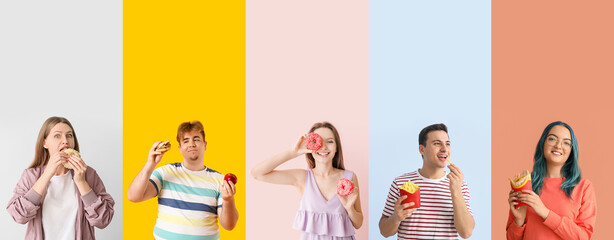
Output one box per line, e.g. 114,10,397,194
510,170,532,209
60,148,81,169
155,141,171,152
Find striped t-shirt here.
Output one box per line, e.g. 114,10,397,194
149,163,224,240
382,170,472,240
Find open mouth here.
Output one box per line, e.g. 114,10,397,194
317,152,330,157
552,151,562,156
437,154,448,161
60,146,70,151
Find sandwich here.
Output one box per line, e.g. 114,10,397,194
155,141,171,152
60,148,81,169
509,170,532,208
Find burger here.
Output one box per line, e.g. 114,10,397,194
60,148,81,169
509,170,532,208
155,141,171,152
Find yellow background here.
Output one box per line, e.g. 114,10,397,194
124,1,245,239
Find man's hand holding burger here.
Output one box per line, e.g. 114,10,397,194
127,141,171,203
147,141,170,168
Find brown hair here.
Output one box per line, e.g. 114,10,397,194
305,122,345,170
177,120,206,145
29,117,80,168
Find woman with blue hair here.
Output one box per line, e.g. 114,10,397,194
506,121,596,240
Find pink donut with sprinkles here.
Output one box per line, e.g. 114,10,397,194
336,178,354,196
306,133,322,150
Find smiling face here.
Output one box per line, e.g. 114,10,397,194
43,123,75,156
310,127,337,165
419,130,450,169
179,130,207,162
543,125,572,167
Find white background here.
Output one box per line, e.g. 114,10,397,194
0,1,122,238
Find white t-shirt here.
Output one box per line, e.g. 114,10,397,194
42,171,78,240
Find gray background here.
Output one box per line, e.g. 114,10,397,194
0,1,122,239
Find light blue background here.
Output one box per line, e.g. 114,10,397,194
369,1,491,239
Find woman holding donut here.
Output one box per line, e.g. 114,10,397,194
251,122,363,239
7,117,115,240
506,121,596,240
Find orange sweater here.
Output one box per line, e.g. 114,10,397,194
506,178,596,240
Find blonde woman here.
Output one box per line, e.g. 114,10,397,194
7,117,114,240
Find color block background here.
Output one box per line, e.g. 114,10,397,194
4,0,614,239
124,1,245,239
0,1,123,239
246,0,368,239
492,1,614,239
368,0,491,239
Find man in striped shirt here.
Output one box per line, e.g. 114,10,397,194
379,123,474,239
127,120,239,240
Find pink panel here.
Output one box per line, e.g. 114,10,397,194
246,0,368,239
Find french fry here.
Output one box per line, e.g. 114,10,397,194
399,180,420,209
400,181,419,193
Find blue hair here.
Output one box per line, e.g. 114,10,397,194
532,121,581,199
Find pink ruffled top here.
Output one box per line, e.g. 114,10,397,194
293,169,355,238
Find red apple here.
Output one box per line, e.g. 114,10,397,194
224,173,237,185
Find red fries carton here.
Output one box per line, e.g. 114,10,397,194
399,180,420,209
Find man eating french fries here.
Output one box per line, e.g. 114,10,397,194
379,123,475,239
